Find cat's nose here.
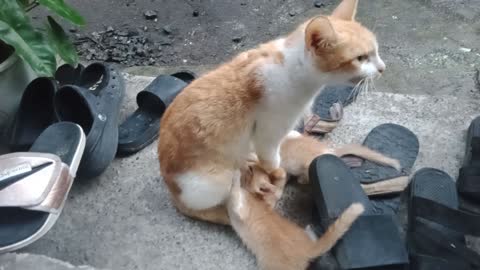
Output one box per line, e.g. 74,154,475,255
377,59,386,74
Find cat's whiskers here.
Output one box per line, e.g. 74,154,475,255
361,78,369,98
357,78,369,101
367,77,377,99
370,77,378,93
360,78,369,100
348,78,365,102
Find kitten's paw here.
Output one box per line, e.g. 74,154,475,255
270,167,287,181
256,180,276,195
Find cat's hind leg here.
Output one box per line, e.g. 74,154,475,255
171,168,236,225
174,201,230,225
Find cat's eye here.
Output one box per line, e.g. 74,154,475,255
357,55,369,62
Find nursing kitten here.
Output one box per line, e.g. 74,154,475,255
228,166,364,270
280,131,401,184
240,164,288,209
158,0,385,224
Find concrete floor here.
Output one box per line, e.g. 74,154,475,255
2,0,480,269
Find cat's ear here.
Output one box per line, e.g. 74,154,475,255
332,0,358,21
305,16,337,53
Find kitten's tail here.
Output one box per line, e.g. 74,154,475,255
308,203,364,258
335,144,401,171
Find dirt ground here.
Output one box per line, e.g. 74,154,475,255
45,0,335,66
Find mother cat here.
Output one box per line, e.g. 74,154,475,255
158,0,385,225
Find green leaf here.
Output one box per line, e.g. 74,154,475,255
0,0,56,76
38,0,85,25
17,0,32,9
46,16,77,65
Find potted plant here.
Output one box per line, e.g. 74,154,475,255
0,0,84,139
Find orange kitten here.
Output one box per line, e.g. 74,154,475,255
228,165,364,270
240,164,288,209
158,0,384,224
280,131,401,184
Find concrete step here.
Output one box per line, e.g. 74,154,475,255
2,75,479,270
0,253,102,270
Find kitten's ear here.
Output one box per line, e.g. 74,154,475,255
305,16,337,53
332,0,358,21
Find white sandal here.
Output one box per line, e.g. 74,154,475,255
0,122,85,253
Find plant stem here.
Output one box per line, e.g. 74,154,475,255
25,1,39,12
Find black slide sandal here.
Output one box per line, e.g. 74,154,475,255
310,155,408,269
9,78,58,151
312,85,354,120
117,71,195,156
351,123,419,195
408,168,480,270
458,116,480,202
348,123,419,214
0,122,85,253
55,63,85,86
54,63,125,179
303,85,353,135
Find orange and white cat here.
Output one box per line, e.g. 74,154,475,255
280,130,401,184
228,164,364,270
158,0,385,224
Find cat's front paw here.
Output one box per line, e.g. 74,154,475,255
259,153,281,174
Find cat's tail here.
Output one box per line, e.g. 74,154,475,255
335,144,401,171
308,203,364,258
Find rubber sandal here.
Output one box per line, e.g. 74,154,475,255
0,122,85,253
458,116,480,202
9,78,58,151
55,63,85,86
310,154,408,269
351,123,419,197
117,71,195,156
408,168,480,270
304,85,353,135
54,63,125,179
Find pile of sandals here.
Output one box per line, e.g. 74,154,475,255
0,63,195,253
304,86,480,270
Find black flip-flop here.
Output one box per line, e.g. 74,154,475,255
55,63,85,86
408,168,480,270
0,122,85,253
303,85,354,135
9,78,58,151
458,116,480,202
310,155,408,269
117,71,195,156
54,63,125,179
348,123,419,214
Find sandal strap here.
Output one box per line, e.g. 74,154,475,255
410,222,480,269
136,75,188,114
413,196,480,236
0,153,72,214
410,254,473,270
458,166,480,196
303,114,339,135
